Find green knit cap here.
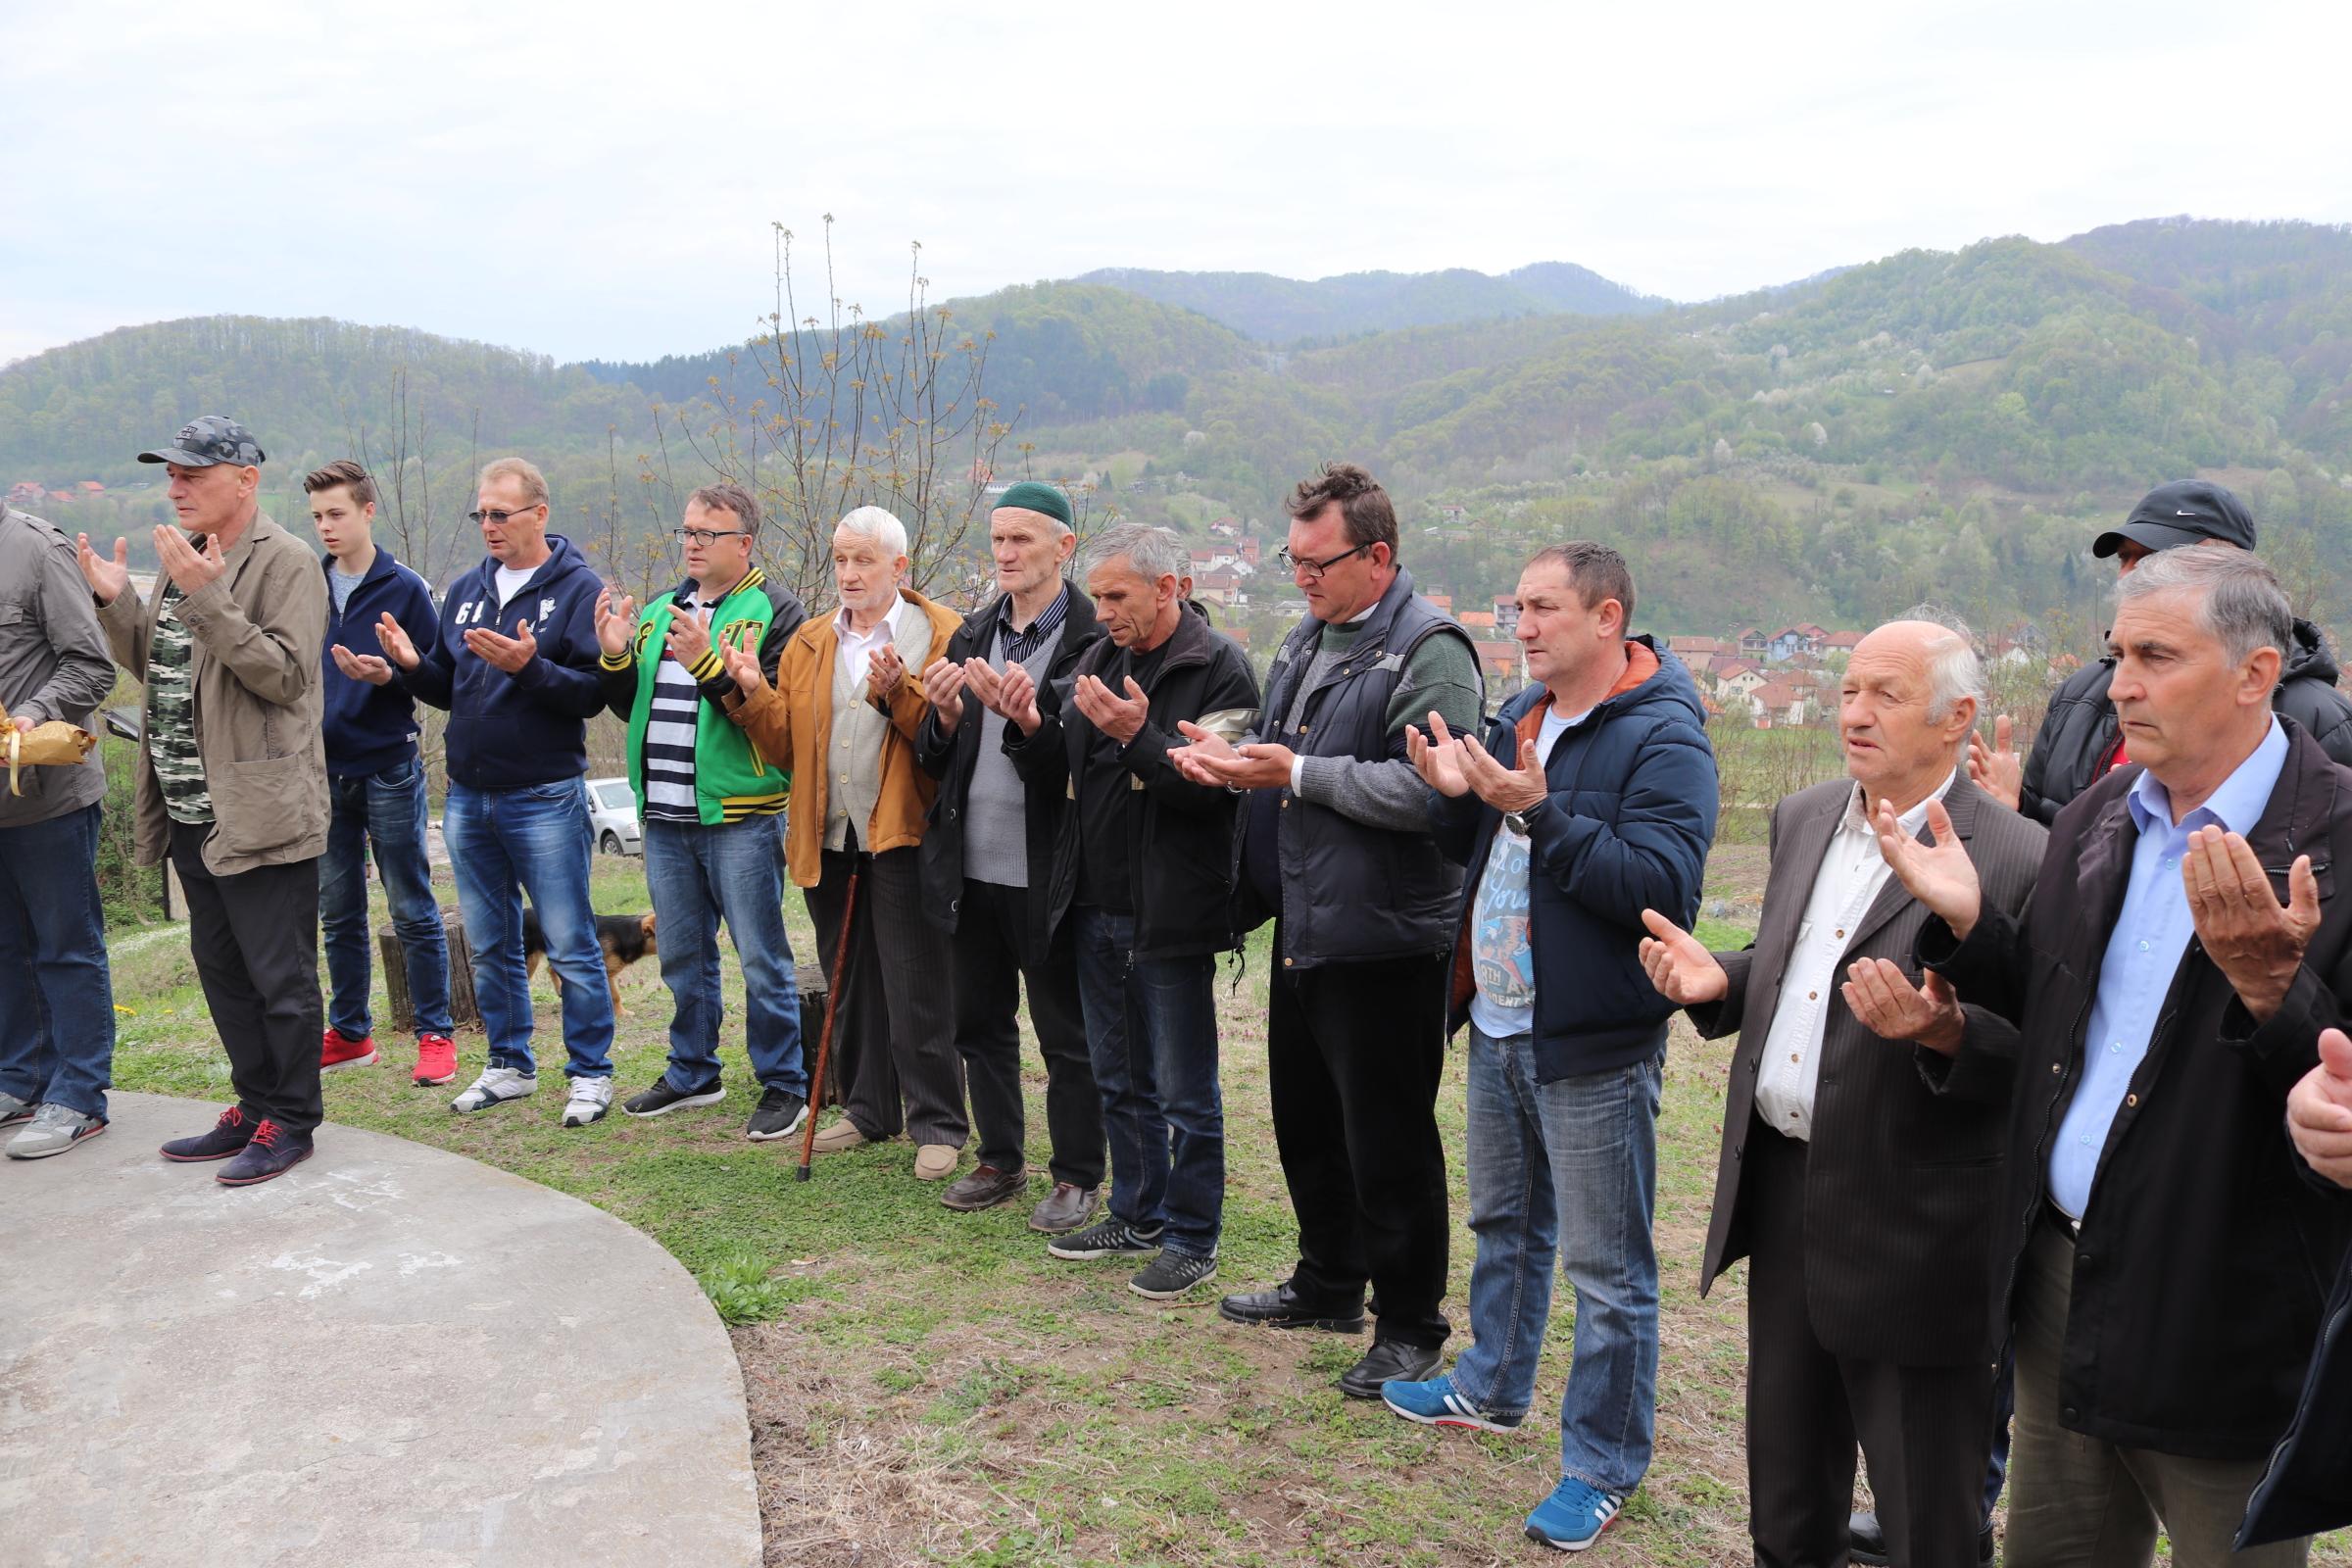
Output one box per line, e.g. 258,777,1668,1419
993,481,1073,530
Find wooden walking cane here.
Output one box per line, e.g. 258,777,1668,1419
797,867,860,1182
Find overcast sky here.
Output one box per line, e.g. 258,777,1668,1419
6,0,2349,368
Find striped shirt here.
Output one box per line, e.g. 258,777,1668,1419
997,581,1069,663
641,591,722,823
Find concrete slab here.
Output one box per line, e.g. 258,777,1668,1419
0,1093,760,1567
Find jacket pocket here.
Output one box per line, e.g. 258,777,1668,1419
211,753,321,859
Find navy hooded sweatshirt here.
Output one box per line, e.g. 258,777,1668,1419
396,534,608,791
1430,637,1719,1083
320,545,440,778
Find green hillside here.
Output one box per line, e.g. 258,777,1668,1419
8,220,2349,638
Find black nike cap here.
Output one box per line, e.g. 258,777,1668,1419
2091,479,2256,558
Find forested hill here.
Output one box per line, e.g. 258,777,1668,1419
1074,261,1667,341
7,218,2350,634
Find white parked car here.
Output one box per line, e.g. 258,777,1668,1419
587,776,641,856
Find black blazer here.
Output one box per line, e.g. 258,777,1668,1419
2241,1244,2352,1545
1689,773,2045,1367
1922,719,2352,1460
914,582,1100,960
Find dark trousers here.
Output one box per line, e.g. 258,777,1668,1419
804,845,966,1148
169,820,325,1135
954,879,1102,1188
1074,906,1223,1257
1266,942,1451,1349
1744,1120,1993,1568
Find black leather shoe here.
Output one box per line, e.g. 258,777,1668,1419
1339,1338,1442,1399
1217,1281,1365,1333
1848,1509,1993,1566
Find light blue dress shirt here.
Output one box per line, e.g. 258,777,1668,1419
2048,716,2289,1218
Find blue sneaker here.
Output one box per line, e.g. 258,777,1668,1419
1525,1477,1625,1552
1380,1373,1521,1434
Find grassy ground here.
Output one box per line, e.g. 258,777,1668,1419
106,849,2349,1567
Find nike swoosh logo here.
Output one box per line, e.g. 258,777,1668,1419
2178,511,2198,517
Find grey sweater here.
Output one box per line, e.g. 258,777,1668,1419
0,509,113,827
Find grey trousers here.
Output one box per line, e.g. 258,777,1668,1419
804,845,967,1149
2007,1214,2309,1568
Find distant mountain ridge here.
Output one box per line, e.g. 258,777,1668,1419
1074,261,1668,341
8,217,2351,635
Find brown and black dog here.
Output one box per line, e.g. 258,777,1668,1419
521,906,659,1017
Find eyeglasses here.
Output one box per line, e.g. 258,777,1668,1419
1277,541,1373,581
467,504,546,526
673,527,747,547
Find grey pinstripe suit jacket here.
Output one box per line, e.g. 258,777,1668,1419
1687,772,2045,1366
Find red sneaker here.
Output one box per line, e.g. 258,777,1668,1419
320,1027,379,1071
413,1033,458,1087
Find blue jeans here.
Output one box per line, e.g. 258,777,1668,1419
1451,1025,1662,1497
1072,906,1223,1258
642,814,804,1097
444,778,613,1078
320,757,453,1040
0,803,115,1120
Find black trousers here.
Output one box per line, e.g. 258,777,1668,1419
1266,942,1452,1349
804,845,967,1148
953,879,1102,1189
1744,1119,1993,1568
168,821,325,1135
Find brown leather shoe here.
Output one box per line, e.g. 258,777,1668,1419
1028,1181,1101,1235
941,1163,1028,1211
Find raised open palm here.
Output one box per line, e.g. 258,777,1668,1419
1639,907,1728,1004
1874,797,1982,939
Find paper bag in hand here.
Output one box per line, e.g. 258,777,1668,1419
0,699,100,798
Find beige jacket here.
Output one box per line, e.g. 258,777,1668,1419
727,585,961,888
99,513,328,874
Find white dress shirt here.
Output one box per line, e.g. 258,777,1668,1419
835,592,908,691
1754,769,1955,1141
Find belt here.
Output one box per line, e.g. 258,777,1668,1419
2043,1198,2082,1238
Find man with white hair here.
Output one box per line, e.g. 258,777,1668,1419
1870,548,2352,1567
1642,615,2043,1568
721,505,968,1180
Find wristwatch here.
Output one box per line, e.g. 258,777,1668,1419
1503,808,1534,836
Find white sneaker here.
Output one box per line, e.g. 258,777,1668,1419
6,1102,105,1159
452,1066,538,1113
563,1075,615,1128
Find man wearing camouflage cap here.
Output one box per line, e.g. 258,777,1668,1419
77,416,331,1186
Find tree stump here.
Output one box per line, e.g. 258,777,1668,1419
382,909,481,1034
797,961,847,1109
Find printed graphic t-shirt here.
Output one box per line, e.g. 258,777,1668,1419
1468,703,1582,1039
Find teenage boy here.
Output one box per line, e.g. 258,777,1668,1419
314,461,457,1087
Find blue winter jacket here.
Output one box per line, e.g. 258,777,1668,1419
320,546,439,778
396,534,608,791
1431,637,1719,1083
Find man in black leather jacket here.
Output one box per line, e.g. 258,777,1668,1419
1975,481,2352,823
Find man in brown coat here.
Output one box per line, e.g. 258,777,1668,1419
721,506,967,1180
77,416,329,1186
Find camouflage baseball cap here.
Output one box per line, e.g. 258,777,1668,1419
136,416,267,468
